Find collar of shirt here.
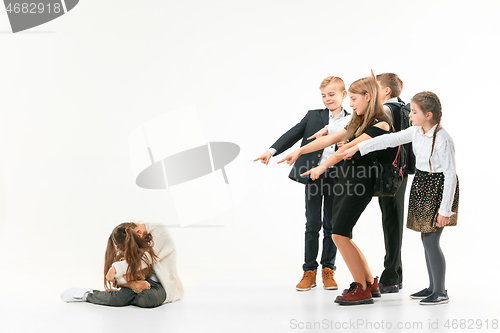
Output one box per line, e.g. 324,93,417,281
328,107,348,120
418,124,439,138
383,97,400,105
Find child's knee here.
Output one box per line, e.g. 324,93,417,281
134,295,162,308
135,297,157,308
331,233,348,244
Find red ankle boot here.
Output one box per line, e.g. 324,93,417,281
341,277,381,298
335,282,374,305
370,276,381,297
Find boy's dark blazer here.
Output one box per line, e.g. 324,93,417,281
271,108,348,184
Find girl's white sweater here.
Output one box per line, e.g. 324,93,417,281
112,223,184,303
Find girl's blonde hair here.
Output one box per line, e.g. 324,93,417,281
103,222,158,290
411,91,442,173
343,77,392,141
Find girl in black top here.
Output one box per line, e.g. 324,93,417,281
279,77,397,305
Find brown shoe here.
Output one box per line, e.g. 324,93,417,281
322,267,338,290
296,270,317,291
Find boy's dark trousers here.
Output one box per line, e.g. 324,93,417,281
270,108,346,273
303,166,339,272
378,174,408,286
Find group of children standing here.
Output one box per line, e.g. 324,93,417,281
255,72,459,306
60,72,458,309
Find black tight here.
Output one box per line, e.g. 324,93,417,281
421,227,445,294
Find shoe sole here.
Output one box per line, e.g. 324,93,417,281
334,298,374,305
341,290,380,297
323,286,338,290
296,283,316,291
410,295,430,299
380,290,399,294
420,299,450,305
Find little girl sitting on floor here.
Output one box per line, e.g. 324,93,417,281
61,221,184,308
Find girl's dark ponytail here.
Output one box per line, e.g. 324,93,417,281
429,118,441,174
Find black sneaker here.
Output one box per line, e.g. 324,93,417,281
409,288,432,299
379,282,399,294
420,291,449,305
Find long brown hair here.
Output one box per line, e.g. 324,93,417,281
411,91,442,173
343,77,393,141
103,222,158,290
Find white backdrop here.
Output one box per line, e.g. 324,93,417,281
1,0,498,332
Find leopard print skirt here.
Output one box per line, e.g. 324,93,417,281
407,169,459,233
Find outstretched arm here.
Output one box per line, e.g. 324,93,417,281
306,126,329,141
300,133,373,180
340,144,360,160
253,151,272,165
340,124,416,160
277,129,346,165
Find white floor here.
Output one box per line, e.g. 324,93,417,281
4,265,498,333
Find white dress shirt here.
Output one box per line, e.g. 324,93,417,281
322,108,352,164
357,125,457,217
268,108,351,160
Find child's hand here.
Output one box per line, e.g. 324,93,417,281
300,165,326,181
253,151,272,165
436,214,450,228
337,141,347,148
307,127,328,140
277,150,300,166
106,266,117,282
340,145,359,160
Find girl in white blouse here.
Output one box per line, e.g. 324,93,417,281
341,91,459,305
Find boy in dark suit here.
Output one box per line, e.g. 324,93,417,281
254,76,351,291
